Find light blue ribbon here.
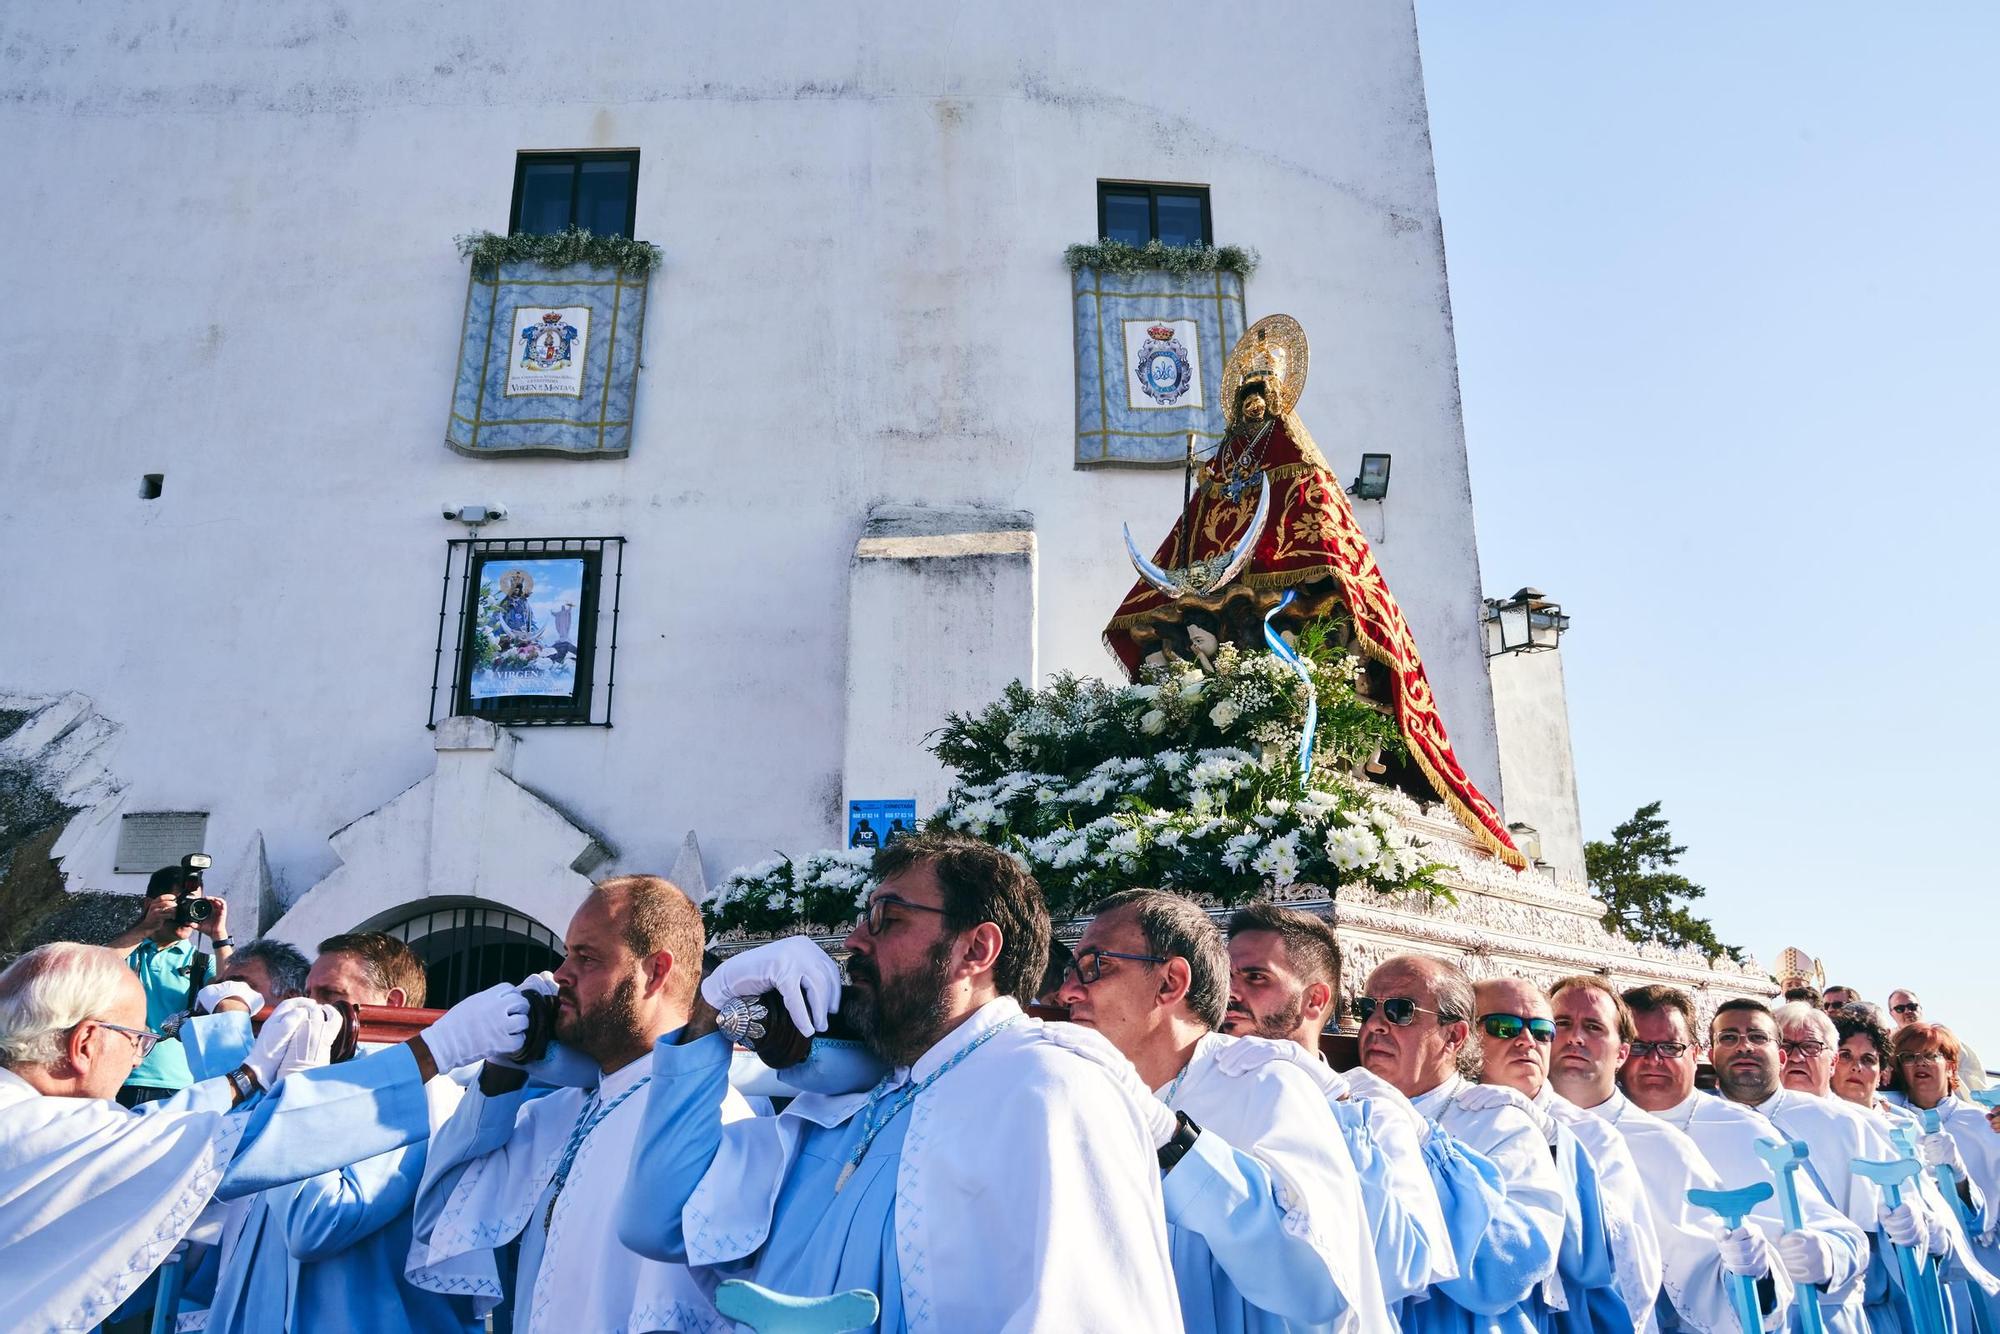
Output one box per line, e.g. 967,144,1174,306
1263,589,1318,785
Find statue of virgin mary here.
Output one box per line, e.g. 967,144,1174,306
1105,315,1525,869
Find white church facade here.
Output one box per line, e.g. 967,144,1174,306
0,4,1760,1003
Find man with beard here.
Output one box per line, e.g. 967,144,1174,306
1618,986,1866,1334
1222,902,1460,1314
1056,890,1388,1334
1711,999,1917,1334
617,832,1181,1331
409,875,748,1334
1357,953,1562,1334
1475,976,1659,1334
1548,977,1796,1334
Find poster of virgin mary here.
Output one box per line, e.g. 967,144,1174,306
466,557,588,700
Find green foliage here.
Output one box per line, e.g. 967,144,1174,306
455,227,664,274
1064,238,1260,278
1586,800,1744,963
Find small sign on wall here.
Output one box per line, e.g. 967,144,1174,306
848,799,917,852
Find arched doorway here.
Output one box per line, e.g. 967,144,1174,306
372,900,564,1007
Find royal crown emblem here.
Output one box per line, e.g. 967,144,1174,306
1133,322,1195,406
520,309,582,372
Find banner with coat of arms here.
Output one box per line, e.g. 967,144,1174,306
1072,266,1246,467
447,261,649,458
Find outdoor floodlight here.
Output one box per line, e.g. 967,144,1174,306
1484,587,1570,657
1349,453,1392,501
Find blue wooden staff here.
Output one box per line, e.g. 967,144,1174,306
1914,1111,1998,1334
1688,1181,1775,1334
1753,1138,1828,1334
714,1280,880,1334
1852,1155,1947,1334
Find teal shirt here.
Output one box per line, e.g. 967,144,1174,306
125,937,197,1089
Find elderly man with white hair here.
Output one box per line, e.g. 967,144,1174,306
0,942,526,1331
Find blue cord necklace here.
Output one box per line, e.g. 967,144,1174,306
835,1016,1019,1191
544,1075,650,1231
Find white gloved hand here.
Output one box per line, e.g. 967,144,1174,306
420,982,532,1072
196,979,264,1015
1036,1022,1179,1148
700,938,841,1036
1919,1131,1968,1181
1776,1229,1836,1285
519,970,559,998
241,997,342,1090
1454,1081,1536,1116
1717,1224,1774,1278
1879,1201,1924,1250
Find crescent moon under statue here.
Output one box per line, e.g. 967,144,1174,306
1121,473,1270,601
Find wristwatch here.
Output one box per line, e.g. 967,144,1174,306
225,1066,260,1103
1157,1110,1202,1172
210,936,235,948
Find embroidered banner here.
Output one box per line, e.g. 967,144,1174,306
1073,267,1246,467
447,262,648,459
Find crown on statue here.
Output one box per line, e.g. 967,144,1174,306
1147,324,1176,340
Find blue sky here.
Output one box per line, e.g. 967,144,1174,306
1416,3,1999,1058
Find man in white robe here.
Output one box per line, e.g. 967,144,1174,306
1477,975,1661,1334
409,874,749,1334
1222,902,1460,1315
1545,977,1796,1334
1359,953,1563,1334
0,941,523,1332
1057,889,1389,1334
616,831,1181,1332
1619,985,1868,1334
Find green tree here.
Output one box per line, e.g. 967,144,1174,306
1585,801,1744,963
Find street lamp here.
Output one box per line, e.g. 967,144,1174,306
1484,587,1570,657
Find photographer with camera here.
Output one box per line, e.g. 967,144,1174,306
105,853,234,1106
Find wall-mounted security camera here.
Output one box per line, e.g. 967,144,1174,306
442,504,509,525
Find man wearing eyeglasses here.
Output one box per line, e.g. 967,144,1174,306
1222,902,1461,1316
617,832,1182,1332
1056,889,1390,1334
1474,976,1661,1334
1547,977,1789,1334
1886,992,1992,1094
0,941,522,1331
1358,954,1562,1334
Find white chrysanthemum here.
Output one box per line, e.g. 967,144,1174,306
764,890,789,910
1222,830,1263,872
1253,814,1278,830
1004,730,1027,751
1104,829,1143,858
1251,832,1300,887
1265,799,1292,816
1156,827,1185,849
1158,750,1190,773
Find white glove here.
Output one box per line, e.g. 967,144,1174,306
1717,1224,1774,1278
1919,1131,1968,1181
1879,1201,1924,1250
196,980,263,1015
420,982,532,1072
1458,1081,1556,1143
241,997,342,1090
1776,1229,1836,1285
520,970,558,998
700,938,841,1036
1036,1022,1179,1149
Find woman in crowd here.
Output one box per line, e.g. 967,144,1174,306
1887,1022,2000,1332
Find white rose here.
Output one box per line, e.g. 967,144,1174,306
1209,701,1241,729
1004,730,1026,751
1140,708,1167,735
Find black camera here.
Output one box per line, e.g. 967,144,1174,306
173,853,215,926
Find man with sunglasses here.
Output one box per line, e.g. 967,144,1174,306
0,941,525,1331
1223,902,1462,1315
618,832,1182,1332
1548,977,1792,1334
1475,976,1662,1334
1620,986,1867,1334
1057,889,1390,1334
1358,954,1563,1334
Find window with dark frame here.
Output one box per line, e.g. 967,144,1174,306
510,150,640,238
1097,181,1213,248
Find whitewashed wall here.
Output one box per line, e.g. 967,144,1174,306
0,1,1504,919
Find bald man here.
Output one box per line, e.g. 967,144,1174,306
1476,975,1660,1334
1359,954,1560,1334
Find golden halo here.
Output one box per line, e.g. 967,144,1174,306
498,567,535,597
1220,314,1309,424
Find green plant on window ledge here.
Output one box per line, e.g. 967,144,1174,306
455,227,664,275
1064,238,1259,278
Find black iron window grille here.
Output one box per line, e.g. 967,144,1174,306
429,535,625,728
378,903,565,1008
